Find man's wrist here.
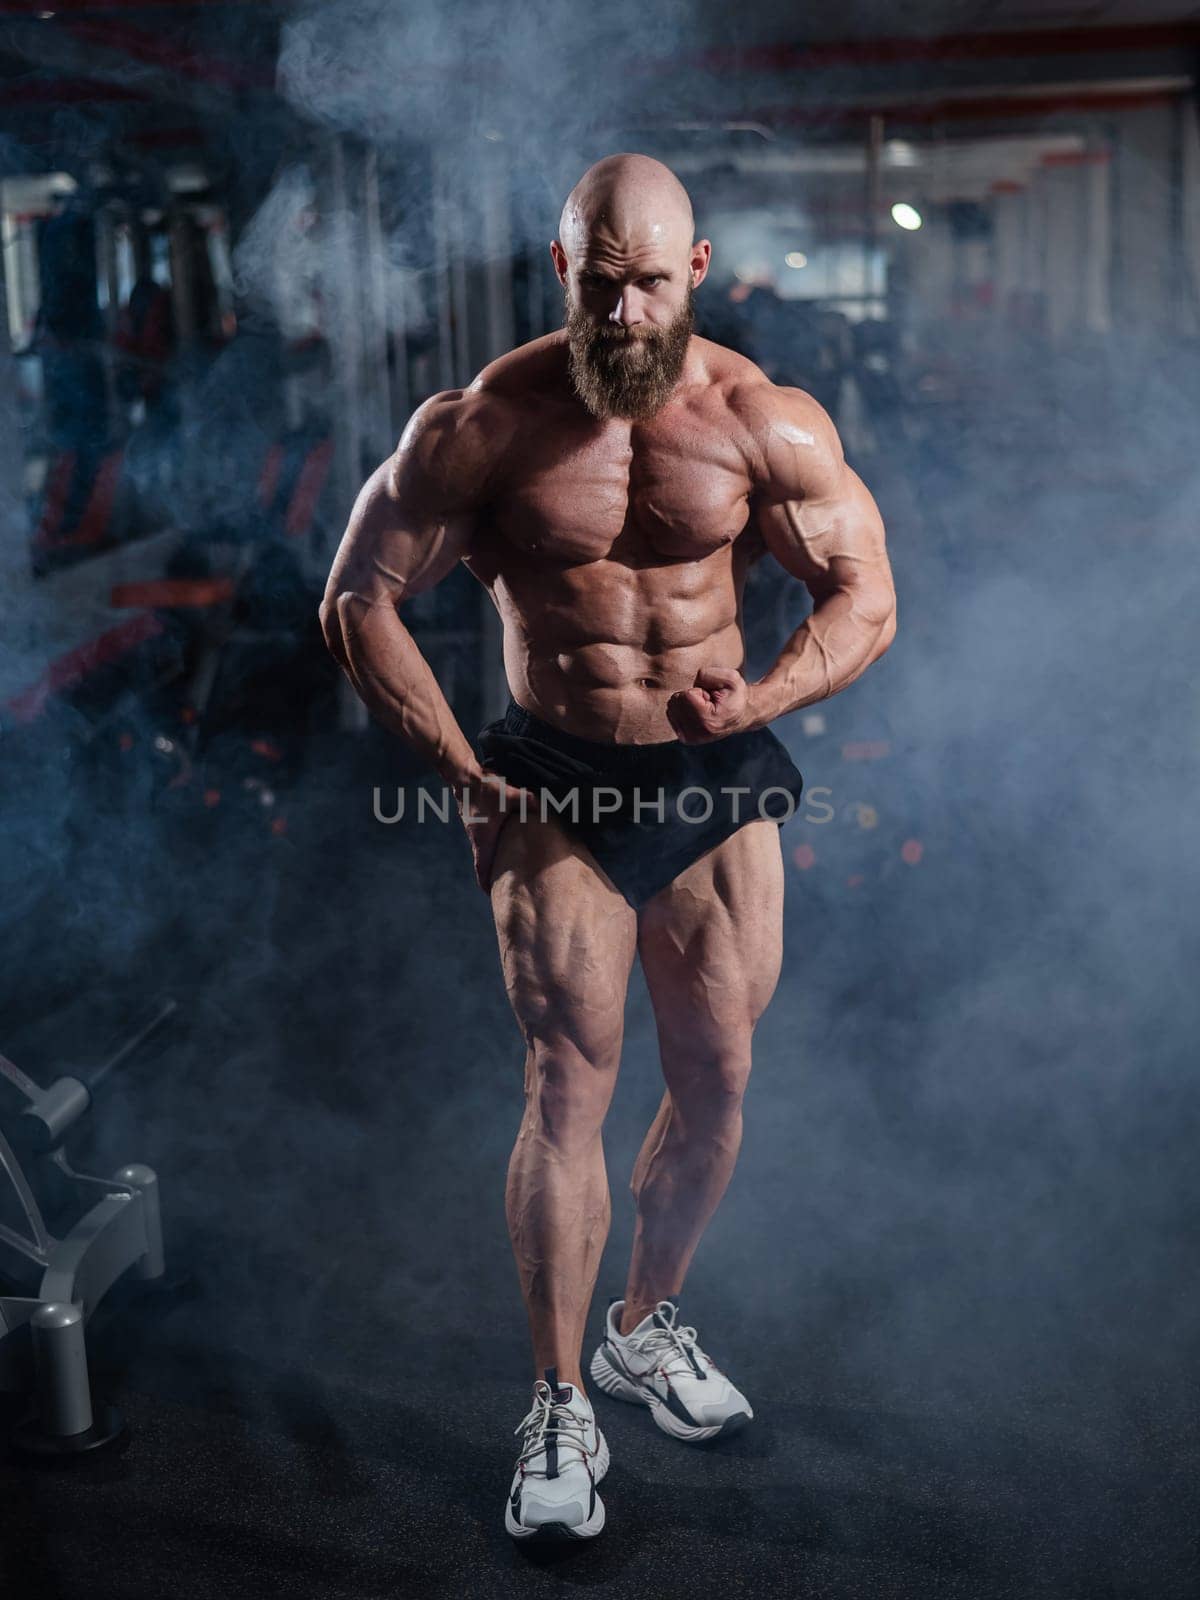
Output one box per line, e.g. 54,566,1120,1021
440,757,484,793
746,678,784,729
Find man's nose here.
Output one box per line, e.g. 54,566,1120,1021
609,290,642,326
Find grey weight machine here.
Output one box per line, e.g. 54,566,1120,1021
0,1001,173,1456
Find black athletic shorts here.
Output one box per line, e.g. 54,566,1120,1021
476,698,804,910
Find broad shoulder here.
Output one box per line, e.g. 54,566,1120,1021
395,335,567,490
720,368,844,499
475,331,570,402
393,376,526,502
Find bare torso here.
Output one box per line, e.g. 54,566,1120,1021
465,332,769,743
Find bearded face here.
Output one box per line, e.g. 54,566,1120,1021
564,282,695,422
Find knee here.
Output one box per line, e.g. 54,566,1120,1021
664,1037,754,1128
524,1029,619,1153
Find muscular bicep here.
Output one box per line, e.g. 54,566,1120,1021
751,386,894,613
324,456,471,611
755,463,892,608
323,388,497,612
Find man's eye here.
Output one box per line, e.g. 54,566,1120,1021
640,277,661,288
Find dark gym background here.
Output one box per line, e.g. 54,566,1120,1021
1,2,1198,1597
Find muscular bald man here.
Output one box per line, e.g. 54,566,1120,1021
321,153,896,1541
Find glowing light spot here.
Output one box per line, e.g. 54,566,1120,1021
271,816,288,836
784,251,808,269
847,874,865,889
203,789,221,808
801,712,825,737
856,804,878,831
901,838,923,865
118,732,134,752
891,202,923,231
885,139,918,167
792,844,815,870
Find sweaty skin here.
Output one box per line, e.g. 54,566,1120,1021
321,153,896,1391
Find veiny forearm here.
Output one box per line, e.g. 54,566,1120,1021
750,586,895,722
326,593,481,787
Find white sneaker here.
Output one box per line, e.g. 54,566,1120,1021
505,1366,610,1540
589,1298,754,1443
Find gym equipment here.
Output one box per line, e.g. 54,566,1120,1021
0,1000,174,1457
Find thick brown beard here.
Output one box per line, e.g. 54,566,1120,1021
564,284,695,422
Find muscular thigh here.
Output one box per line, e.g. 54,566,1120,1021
489,812,637,1057
637,819,784,1051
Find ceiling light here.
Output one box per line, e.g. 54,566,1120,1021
884,140,918,168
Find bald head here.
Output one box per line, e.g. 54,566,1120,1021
553,153,711,420
559,153,694,259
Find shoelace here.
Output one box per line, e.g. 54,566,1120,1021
624,1299,712,1378
514,1380,596,1476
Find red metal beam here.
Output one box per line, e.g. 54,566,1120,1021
4,611,164,726
111,577,236,608
719,84,1182,132
2,72,150,101
0,2,282,13
61,15,273,90
675,20,1200,76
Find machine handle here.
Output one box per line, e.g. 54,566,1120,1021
82,998,178,1095
3,998,177,1152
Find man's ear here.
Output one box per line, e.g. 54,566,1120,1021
689,238,713,289
550,239,570,285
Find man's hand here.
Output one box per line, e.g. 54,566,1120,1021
455,767,538,893
666,667,762,744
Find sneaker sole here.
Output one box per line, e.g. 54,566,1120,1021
505,1429,609,1540
589,1345,753,1444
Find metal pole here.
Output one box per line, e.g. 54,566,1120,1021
362,144,393,457
326,134,365,514
448,193,471,385
865,112,884,308
31,1303,93,1437
325,134,368,730
97,206,120,339
481,145,515,363
166,210,197,346
385,157,411,434
479,145,514,722
1084,146,1112,335
1169,91,1189,332
431,154,455,391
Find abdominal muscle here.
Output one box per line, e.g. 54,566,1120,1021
495,557,750,744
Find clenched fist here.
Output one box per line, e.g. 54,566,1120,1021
666,667,761,744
